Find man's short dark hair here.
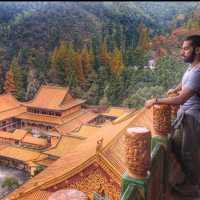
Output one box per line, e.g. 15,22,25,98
185,35,200,48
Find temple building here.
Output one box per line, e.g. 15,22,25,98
0,93,26,132
0,85,136,200
3,107,156,200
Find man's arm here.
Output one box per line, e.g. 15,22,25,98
167,82,182,95
145,86,195,108
174,82,182,92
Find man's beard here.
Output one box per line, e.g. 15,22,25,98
184,48,196,63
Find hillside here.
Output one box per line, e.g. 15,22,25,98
0,2,197,54
0,2,198,107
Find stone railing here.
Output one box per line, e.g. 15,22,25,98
121,104,171,200
93,103,175,200
167,91,179,120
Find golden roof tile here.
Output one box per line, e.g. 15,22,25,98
11,129,28,140
102,107,133,118
57,111,98,135
0,146,47,162
46,125,101,157
22,85,85,111
69,125,101,138
5,107,155,200
0,129,27,140
45,136,84,157
0,106,26,121
4,111,136,199
0,93,20,112
22,135,48,146
35,158,55,167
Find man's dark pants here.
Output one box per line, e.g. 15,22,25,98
171,109,200,184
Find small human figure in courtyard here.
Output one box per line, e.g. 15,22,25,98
145,35,200,197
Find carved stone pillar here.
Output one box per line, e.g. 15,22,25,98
125,127,151,180
153,105,171,137
167,92,179,119
48,189,88,200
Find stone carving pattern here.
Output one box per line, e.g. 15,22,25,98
96,155,121,184
66,168,120,200
49,163,120,200
167,92,179,118
153,105,171,135
125,133,150,179
96,137,104,152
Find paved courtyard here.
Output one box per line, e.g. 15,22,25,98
0,166,28,199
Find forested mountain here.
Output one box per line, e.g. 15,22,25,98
0,2,198,107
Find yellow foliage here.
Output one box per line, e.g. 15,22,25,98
137,23,150,51
81,47,92,76
100,40,110,66
74,52,85,82
110,48,124,76
4,66,16,94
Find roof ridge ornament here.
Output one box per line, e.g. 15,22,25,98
96,137,104,152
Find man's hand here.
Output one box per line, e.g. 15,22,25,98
167,88,177,96
145,98,156,109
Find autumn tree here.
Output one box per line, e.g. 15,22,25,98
99,40,110,66
56,41,69,61
81,46,93,77
9,56,27,100
48,47,60,83
74,51,85,83
136,23,150,52
48,41,69,85
4,55,27,100
4,58,17,95
49,41,78,88
110,47,124,76
56,41,69,84
25,67,40,100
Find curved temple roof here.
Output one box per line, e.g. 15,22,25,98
4,107,154,200
22,85,85,111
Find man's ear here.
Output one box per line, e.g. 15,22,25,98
195,47,200,55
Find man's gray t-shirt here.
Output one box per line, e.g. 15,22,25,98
181,64,200,111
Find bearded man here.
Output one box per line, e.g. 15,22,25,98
145,35,200,197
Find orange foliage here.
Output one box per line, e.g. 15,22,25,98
110,48,124,76
81,47,93,76
4,67,16,94
155,48,168,60
74,52,85,83
100,40,110,66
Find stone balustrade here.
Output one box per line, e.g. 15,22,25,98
125,127,151,180
153,104,171,137
167,92,179,119
122,100,173,200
